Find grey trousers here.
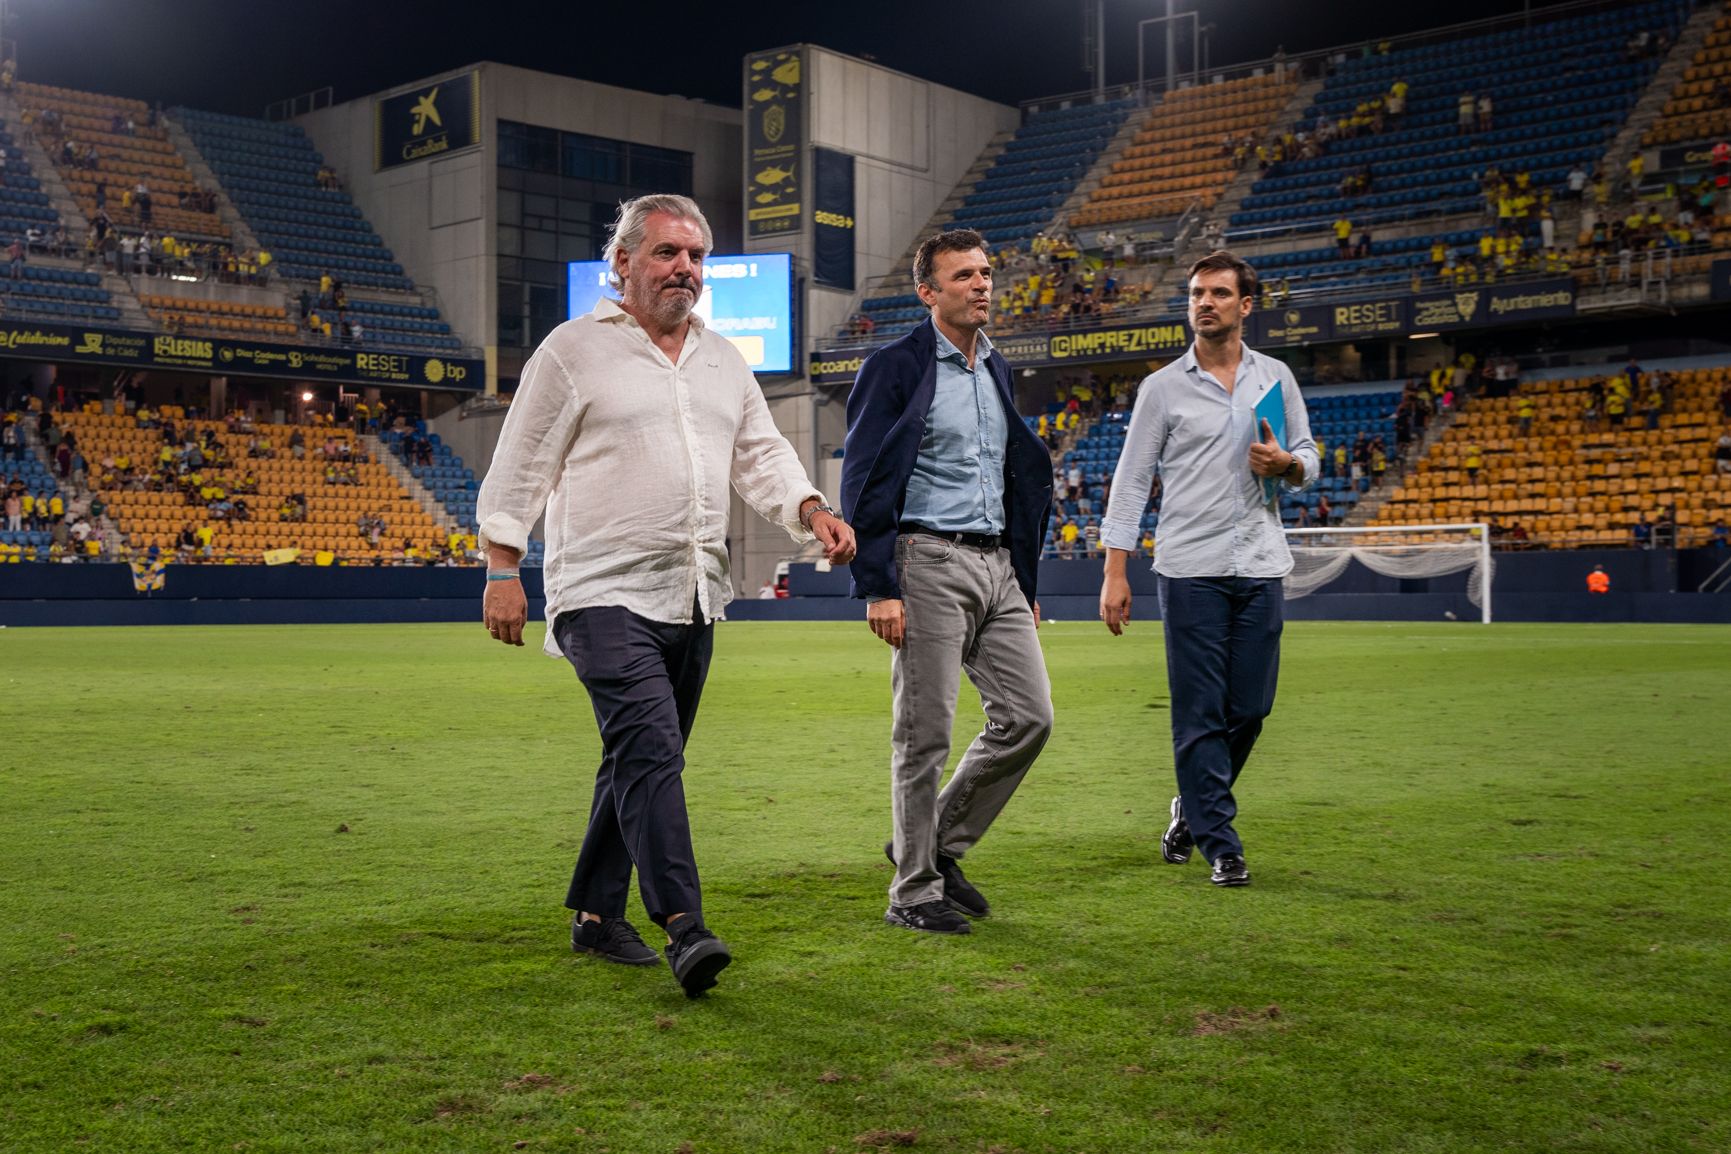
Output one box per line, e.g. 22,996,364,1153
888,532,1054,907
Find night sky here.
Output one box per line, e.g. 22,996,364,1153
11,0,1568,116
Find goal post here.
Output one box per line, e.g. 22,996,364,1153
1283,522,1494,624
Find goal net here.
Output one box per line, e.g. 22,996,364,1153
1283,522,1495,623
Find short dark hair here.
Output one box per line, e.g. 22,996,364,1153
913,228,989,289
1187,250,1259,300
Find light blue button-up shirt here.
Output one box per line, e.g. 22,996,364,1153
1100,343,1317,578
902,321,1009,534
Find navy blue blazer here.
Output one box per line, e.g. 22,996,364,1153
840,320,1053,606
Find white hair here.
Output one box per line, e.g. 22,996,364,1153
603,194,714,290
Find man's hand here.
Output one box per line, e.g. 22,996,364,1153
483,578,527,646
1249,418,1295,479
1033,600,1042,630
1100,547,1133,636
1100,571,1133,635
867,598,906,650
810,509,857,565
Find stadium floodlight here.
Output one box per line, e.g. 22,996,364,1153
1284,522,1494,623
300,391,314,402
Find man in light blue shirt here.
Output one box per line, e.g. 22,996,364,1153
1098,250,1317,888
841,229,1055,936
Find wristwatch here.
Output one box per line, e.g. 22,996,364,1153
801,501,837,529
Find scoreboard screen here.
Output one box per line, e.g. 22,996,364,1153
567,253,794,374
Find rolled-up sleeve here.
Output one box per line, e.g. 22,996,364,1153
476,345,581,554
730,375,821,541
1100,373,1165,552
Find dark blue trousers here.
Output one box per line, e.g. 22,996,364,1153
554,600,712,929
1157,575,1283,864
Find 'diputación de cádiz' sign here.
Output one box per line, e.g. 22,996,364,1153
375,70,481,171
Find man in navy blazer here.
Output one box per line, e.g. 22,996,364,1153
841,228,1055,936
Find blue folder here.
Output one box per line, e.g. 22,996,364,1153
1254,381,1287,505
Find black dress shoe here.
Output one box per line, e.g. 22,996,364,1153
572,913,660,966
1161,795,1194,865
884,900,972,934
664,922,732,998
884,840,989,918
1210,854,1250,887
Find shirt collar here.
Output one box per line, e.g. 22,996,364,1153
931,318,991,366
592,295,707,333
1180,341,1259,382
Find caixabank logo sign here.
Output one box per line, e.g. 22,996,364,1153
376,71,481,171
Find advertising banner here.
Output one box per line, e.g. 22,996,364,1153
745,49,804,239
0,321,482,390
812,147,855,290
375,70,480,171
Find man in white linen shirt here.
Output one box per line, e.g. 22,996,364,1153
1097,250,1317,889
476,194,856,999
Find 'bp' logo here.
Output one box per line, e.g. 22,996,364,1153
424,359,446,384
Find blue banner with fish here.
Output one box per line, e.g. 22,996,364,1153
745,48,804,239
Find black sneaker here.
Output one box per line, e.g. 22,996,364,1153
664,922,732,998
1161,795,1194,865
884,900,972,935
884,840,990,919
936,856,989,919
571,914,659,966
1210,854,1251,887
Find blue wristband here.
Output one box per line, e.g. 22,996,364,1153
486,571,520,582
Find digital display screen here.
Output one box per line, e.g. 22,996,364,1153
566,253,794,374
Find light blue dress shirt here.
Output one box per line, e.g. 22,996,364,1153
902,321,1009,534
1100,343,1317,578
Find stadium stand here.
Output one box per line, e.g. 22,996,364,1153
1643,5,1731,146
0,118,60,238
949,97,1137,248
137,291,297,339
1072,74,1295,229
58,410,459,562
173,108,465,352
379,426,545,566
1373,365,1731,548
0,416,64,561
0,264,119,323
15,82,227,240
1221,2,1690,299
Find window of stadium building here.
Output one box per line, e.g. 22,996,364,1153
495,121,694,349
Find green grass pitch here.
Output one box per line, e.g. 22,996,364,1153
2,619,1728,1152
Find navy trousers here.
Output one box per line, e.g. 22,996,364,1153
554,599,713,929
1157,575,1283,864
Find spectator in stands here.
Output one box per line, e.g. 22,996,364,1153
1719,381,1731,420
1333,216,1352,258
1476,93,1493,134
1712,520,1729,549
1516,395,1536,435
1654,505,1678,551
1463,442,1483,482
7,236,22,282
1714,432,1731,475
1632,515,1652,549
1458,92,1475,135
1,419,18,461
3,488,19,532
1058,515,1079,558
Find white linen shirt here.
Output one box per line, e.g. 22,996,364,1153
1100,343,1317,579
477,298,822,654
